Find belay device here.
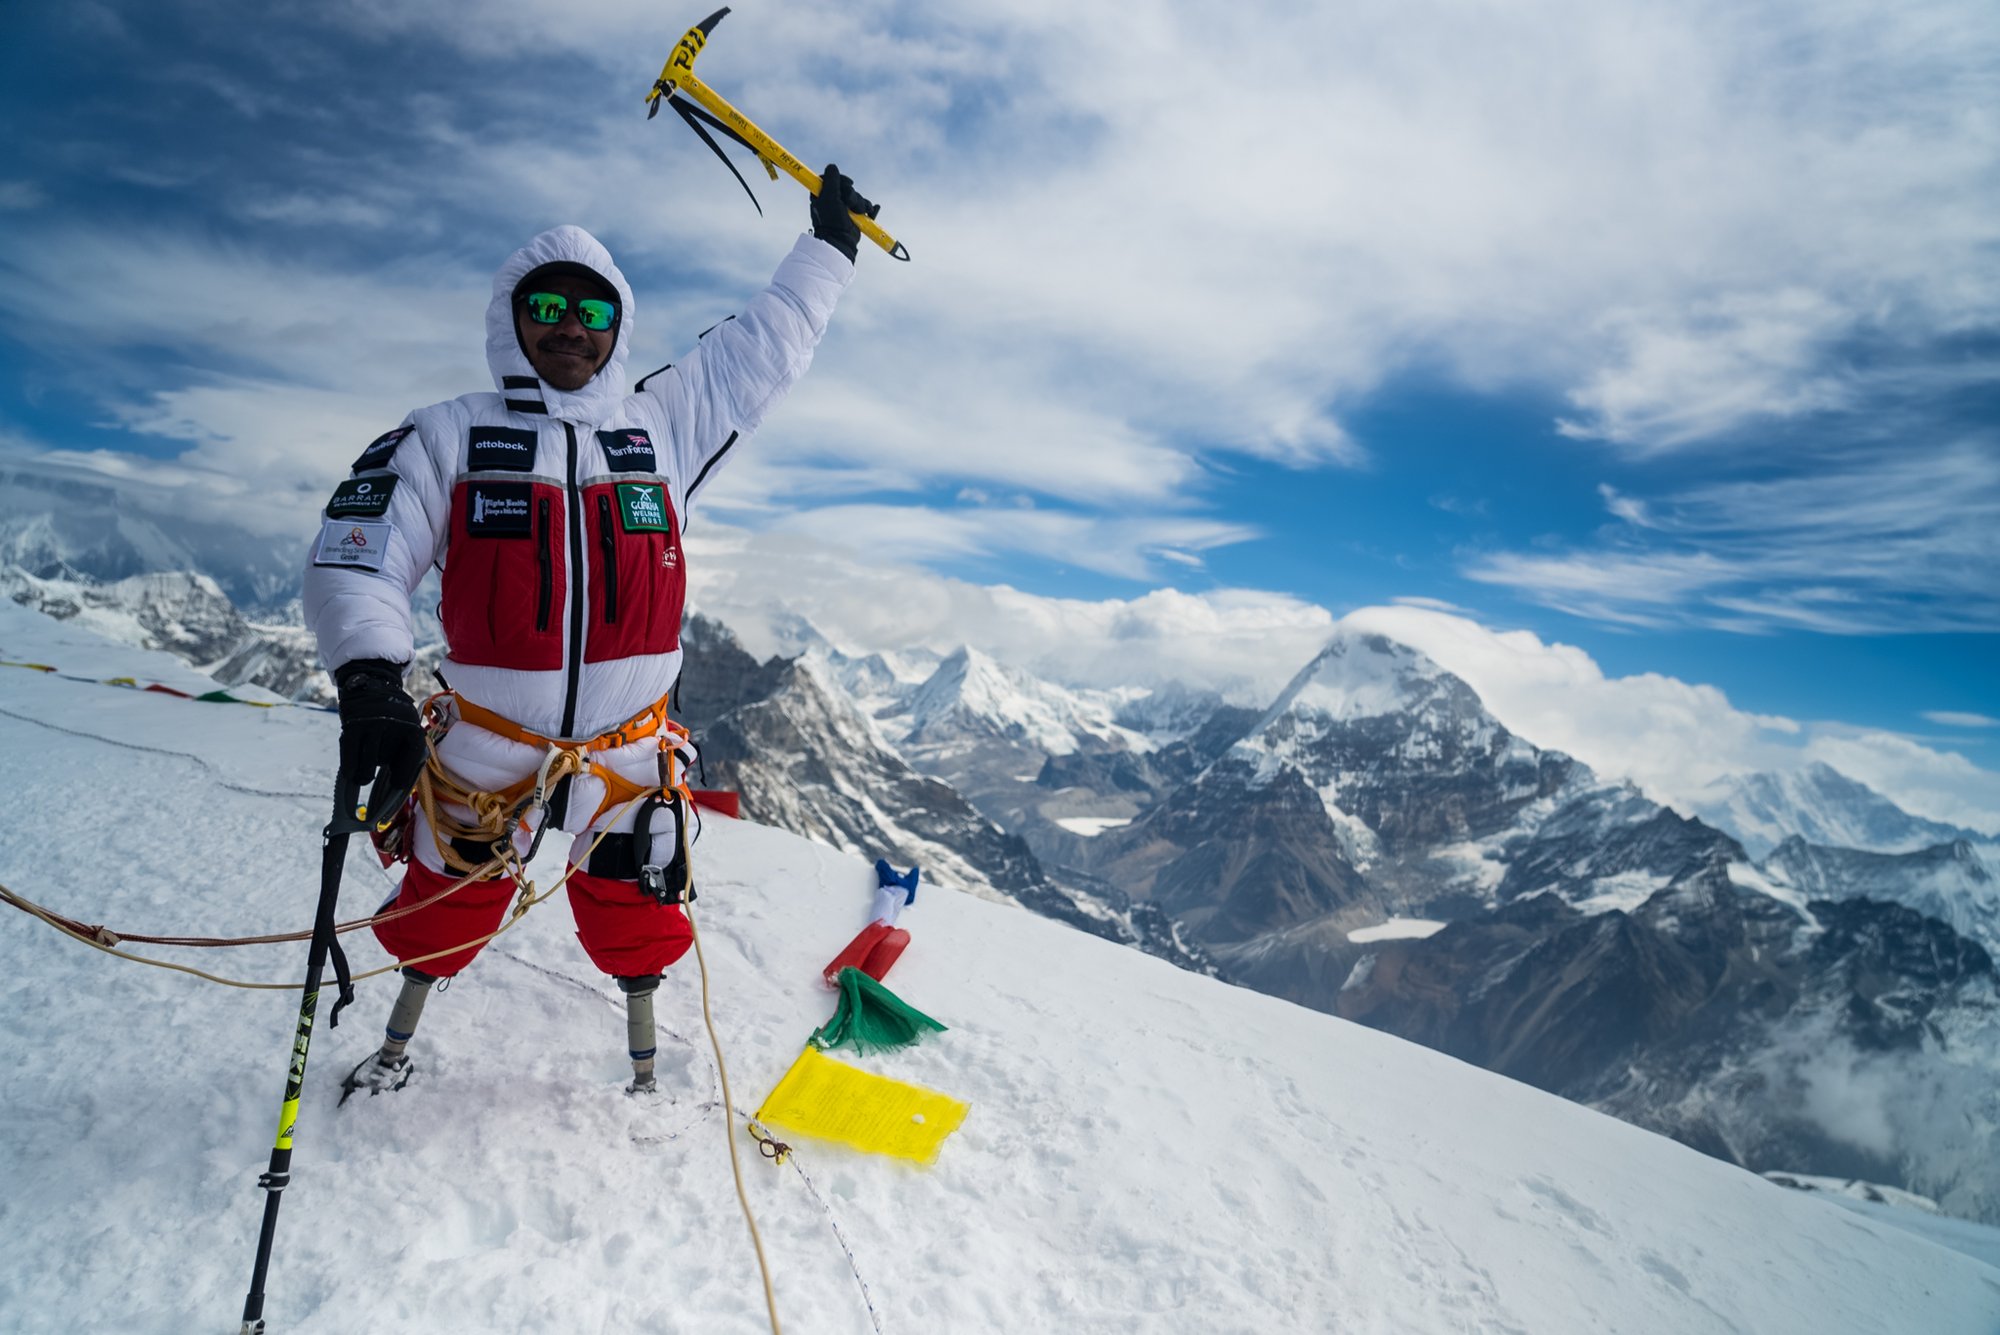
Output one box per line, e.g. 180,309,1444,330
646,8,912,261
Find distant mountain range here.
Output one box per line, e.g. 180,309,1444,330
1687,761,1983,859
6,548,1997,1223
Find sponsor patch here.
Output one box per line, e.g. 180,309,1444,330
351,425,412,474
325,474,398,519
468,426,539,473
466,481,534,536
312,519,394,572
597,428,657,473
617,482,670,533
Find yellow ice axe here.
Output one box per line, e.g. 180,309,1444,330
647,8,910,261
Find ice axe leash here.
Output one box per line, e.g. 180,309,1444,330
646,7,911,261
236,775,372,1335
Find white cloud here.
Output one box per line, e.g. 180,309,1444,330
0,180,46,211
22,0,1997,539
1556,290,1856,448
1923,711,2000,729
684,524,1335,702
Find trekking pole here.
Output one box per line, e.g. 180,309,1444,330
237,775,368,1334
646,7,911,261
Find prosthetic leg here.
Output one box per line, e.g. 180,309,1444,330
619,973,663,1094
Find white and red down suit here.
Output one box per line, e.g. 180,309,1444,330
304,225,852,980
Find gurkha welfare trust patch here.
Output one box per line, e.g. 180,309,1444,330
351,425,413,473
616,482,670,533
313,519,394,572
325,474,398,519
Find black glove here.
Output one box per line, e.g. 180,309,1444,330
334,658,426,823
810,163,877,263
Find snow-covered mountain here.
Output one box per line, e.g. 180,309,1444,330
1688,761,1982,859
674,614,1208,974
0,459,304,611
1,565,337,702
1340,863,2000,1224
888,643,1151,759
1760,835,2000,954
1080,632,1736,947
4,596,1997,1333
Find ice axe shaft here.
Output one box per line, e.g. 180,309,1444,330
647,9,910,261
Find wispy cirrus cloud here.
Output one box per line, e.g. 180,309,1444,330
5,0,1997,615
1467,440,2000,633
1924,711,2000,729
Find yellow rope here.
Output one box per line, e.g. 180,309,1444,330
688,904,783,1335
0,795,646,991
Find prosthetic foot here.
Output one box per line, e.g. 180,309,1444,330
339,967,436,1105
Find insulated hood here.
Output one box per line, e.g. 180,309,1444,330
486,225,637,422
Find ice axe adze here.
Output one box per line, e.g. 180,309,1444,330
646,7,911,261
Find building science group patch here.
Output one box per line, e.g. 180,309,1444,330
617,482,670,533
313,519,394,571
325,475,398,519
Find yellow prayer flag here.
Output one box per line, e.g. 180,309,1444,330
754,1046,968,1165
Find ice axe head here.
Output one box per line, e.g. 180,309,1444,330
648,7,731,117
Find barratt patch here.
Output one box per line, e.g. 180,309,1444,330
466,481,533,536
616,482,670,533
325,474,398,519
468,426,538,473
351,425,412,474
597,429,657,473
312,519,394,572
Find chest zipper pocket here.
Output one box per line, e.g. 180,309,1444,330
536,498,553,633
598,493,619,625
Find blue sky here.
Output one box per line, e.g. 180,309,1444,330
2,1,1996,824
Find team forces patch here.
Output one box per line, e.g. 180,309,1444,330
466,481,534,536
617,482,670,533
325,474,398,519
351,425,412,474
468,426,539,473
597,428,657,473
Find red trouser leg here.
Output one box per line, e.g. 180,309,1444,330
566,870,693,978
372,859,517,978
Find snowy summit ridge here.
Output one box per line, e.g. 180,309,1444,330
1,597,1997,1332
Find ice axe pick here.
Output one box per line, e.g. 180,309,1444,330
646,7,911,261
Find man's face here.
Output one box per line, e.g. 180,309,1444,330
515,274,617,391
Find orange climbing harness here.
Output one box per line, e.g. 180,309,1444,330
412,690,696,877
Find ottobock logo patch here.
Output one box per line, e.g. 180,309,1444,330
325,474,398,519
466,481,533,536
597,429,657,473
468,426,539,473
617,482,670,533
312,519,394,571
351,425,412,474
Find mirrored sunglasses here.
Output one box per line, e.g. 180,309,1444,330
519,291,619,332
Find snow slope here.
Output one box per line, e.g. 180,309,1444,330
2,601,1997,1334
